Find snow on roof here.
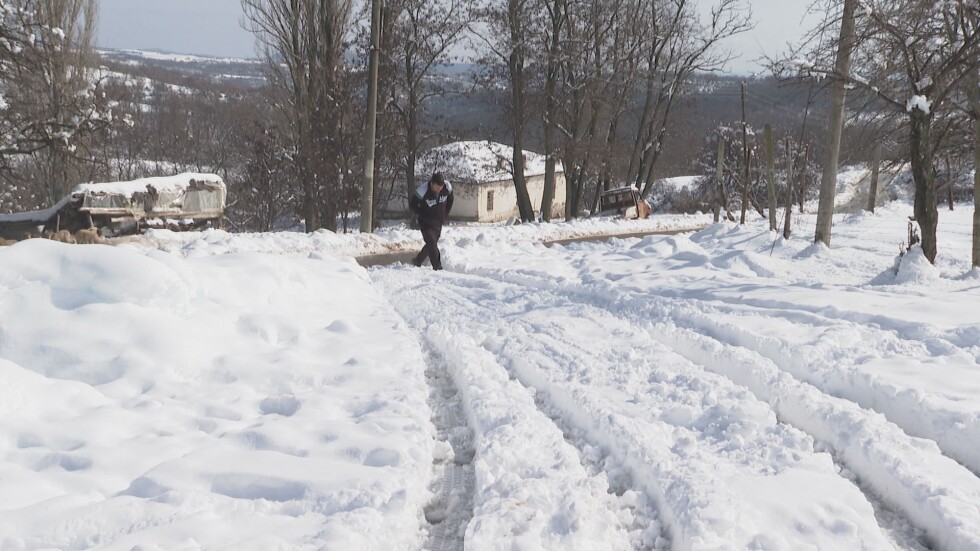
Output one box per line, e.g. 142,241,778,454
72,173,225,197
416,141,563,184
0,173,225,224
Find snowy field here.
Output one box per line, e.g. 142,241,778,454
0,200,978,550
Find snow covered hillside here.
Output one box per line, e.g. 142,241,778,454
0,200,978,550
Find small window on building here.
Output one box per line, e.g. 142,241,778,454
487,190,495,212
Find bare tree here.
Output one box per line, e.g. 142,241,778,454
383,0,470,217
243,0,354,232
558,0,645,218
776,0,980,263
477,0,537,222
538,0,566,221
629,0,752,197
547,0,748,219
1,0,114,207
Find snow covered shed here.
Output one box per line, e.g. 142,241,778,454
387,141,566,223
0,173,226,239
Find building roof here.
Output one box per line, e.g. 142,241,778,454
416,141,563,184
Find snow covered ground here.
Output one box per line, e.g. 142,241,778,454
0,199,978,550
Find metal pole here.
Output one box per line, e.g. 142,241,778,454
360,0,382,233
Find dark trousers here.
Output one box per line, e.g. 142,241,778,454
414,225,443,269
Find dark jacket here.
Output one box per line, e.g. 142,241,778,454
409,181,454,228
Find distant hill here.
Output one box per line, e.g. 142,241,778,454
98,49,267,89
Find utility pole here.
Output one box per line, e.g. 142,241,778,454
814,0,858,246
740,81,749,224
784,138,795,239
765,124,776,231
360,0,383,233
714,139,725,222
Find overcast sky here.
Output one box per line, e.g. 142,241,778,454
97,0,816,74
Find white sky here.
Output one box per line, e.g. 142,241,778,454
97,0,816,74
97,0,258,59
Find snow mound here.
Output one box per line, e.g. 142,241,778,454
893,247,940,285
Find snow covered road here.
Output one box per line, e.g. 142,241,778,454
375,266,898,550
372,203,980,550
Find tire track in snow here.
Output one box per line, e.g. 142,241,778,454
623,286,980,478
526,388,664,551
374,265,895,550
460,261,980,551
373,267,636,551
555,233,980,477
420,349,476,551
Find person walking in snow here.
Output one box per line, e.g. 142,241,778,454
410,172,454,270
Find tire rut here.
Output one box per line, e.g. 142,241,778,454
420,350,476,551
521,368,665,550
630,289,980,477
467,265,980,550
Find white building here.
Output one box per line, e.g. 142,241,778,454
387,141,566,223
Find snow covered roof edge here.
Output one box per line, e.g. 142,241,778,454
415,141,564,183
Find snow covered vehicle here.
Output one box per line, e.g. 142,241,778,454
0,173,226,239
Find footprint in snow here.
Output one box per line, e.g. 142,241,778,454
259,394,301,417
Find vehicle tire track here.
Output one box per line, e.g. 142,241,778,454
374,265,897,550
521,364,665,551
420,350,476,551
611,285,980,478
373,267,637,550
462,263,980,551
458,256,980,478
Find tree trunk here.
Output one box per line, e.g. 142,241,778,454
945,155,954,211
867,141,880,213
972,81,980,268
740,82,749,224
300,128,318,232
784,138,795,239
765,124,777,231
714,139,725,223
629,73,657,187
508,0,535,222
909,108,938,263
800,145,809,213
406,65,420,229
542,108,557,222
541,0,563,223
814,0,857,246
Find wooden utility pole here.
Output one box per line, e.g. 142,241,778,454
802,145,810,199
799,149,809,214
784,138,795,239
814,0,858,246
867,141,881,213
740,82,750,224
765,124,777,231
715,139,725,222
359,0,382,233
